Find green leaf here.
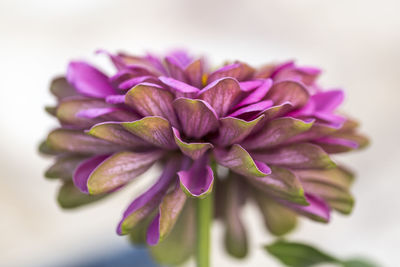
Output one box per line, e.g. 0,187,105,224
264,240,379,267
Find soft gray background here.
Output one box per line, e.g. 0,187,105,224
1,0,399,266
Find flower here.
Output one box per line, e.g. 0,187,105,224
41,50,368,262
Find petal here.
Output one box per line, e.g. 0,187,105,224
165,56,188,82
236,79,273,107
311,90,344,112
50,77,78,99
87,122,151,148
198,78,242,117
248,166,307,204
122,116,176,149
173,98,219,139
265,80,309,108
207,62,254,83
223,175,249,258
242,117,314,150
239,80,264,92
283,193,331,222
105,94,125,104
46,129,121,154
259,102,294,120
57,181,106,209
313,137,359,153
159,76,199,98
228,100,273,118
45,155,87,180
66,61,115,98
149,200,195,266
56,98,113,128
119,76,156,90
253,143,336,169
172,128,213,160
73,154,111,193
215,115,264,146
147,182,187,245
117,158,181,235
214,144,271,178
178,155,214,198
87,150,163,194
253,191,297,236
185,58,204,88
125,83,179,126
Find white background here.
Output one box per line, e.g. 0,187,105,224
0,0,399,266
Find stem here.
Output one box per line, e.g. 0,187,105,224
195,164,216,267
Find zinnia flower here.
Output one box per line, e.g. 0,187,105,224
41,50,368,263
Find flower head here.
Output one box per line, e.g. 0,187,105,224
41,50,368,261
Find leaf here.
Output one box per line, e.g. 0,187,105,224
265,240,379,267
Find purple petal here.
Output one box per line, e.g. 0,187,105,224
214,144,271,178
172,128,213,160
105,95,125,104
119,76,156,90
87,150,163,194
253,143,336,169
125,83,179,127
165,56,187,82
76,107,118,118
87,122,151,148
159,76,199,98
265,80,309,108
73,155,111,193
117,158,181,235
173,97,219,139
313,137,359,153
236,79,273,107
229,100,273,118
242,117,314,150
207,62,254,83
215,116,264,146
312,90,344,112
147,182,187,245
122,116,176,149
178,155,214,198
67,61,115,98
283,193,331,222
239,80,264,92
198,78,242,117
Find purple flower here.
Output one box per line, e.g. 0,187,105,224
41,50,368,261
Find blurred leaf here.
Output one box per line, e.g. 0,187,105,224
265,240,338,267
57,181,106,209
264,240,379,267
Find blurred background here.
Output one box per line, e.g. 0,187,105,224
1,0,399,266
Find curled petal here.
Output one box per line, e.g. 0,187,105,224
117,158,181,235
172,128,213,160
198,77,242,117
283,193,331,222
73,155,111,193
159,76,199,98
265,80,309,108
239,80,264,92
67,61,115,98
147,183,187,245
242,117,314,150
173,98,219,139
122,116,176,149
185,59,205,87
253,143,336,169
215,115,264,146
214,144,271,178
119,76,157,90
125,83,178,126
229,100,273,118
87,150,163,194
178,156,214,198
87,122,151,148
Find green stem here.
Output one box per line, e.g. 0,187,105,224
195,163,216,267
